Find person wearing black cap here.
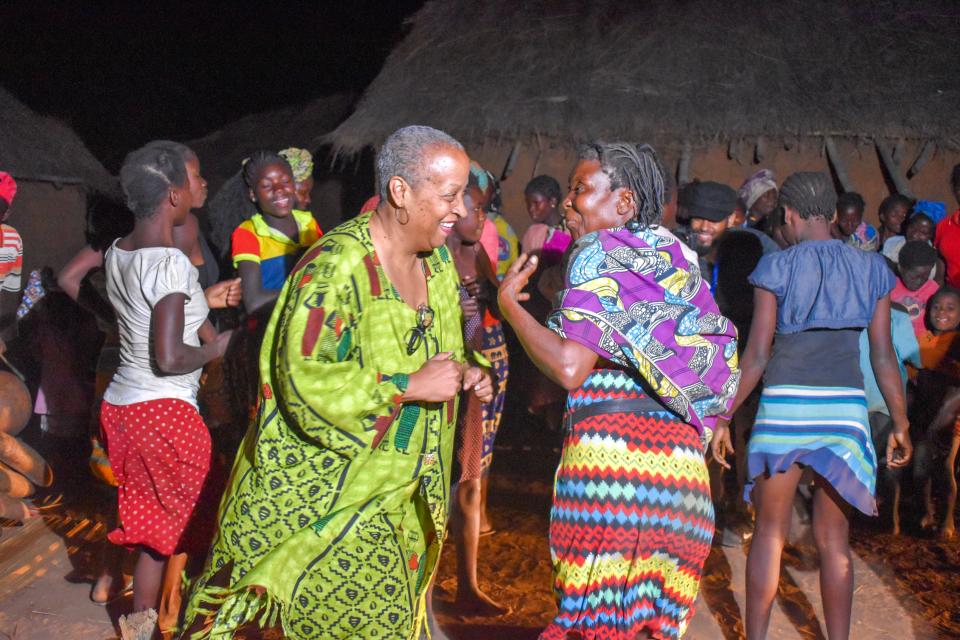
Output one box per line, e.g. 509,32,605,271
688,181,779,541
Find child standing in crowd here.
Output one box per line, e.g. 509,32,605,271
712,172,911,640
891,241,940,337
230,151,322,314
832,192,879,251
446,163,507,615
913,287,960,536
0,171,22,356
877,193,912,250
101,142,233,637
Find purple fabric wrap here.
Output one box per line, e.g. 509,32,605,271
547,227,740,434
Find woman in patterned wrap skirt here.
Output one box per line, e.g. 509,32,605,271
499,142,740,640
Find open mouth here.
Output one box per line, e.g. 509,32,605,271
439,221,455,234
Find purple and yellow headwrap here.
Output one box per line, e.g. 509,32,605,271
278,147,314,184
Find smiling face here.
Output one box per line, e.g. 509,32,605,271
393,144,470,252
929,292,960,334
185,157,208,209
836,204,863,237
249,162,296,218
454,184,489,244
563,159,630,240
689,216,732,255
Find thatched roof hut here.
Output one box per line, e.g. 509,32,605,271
187,93,355,194
327,0,960,230
0,86,116,276
188,94,358,256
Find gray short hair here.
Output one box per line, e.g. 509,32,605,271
376,125,465,201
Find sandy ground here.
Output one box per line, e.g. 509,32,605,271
0,436,958,640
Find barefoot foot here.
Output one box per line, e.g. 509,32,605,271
454,588,511,617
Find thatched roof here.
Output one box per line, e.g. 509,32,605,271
187,93,355,193
327,0,960,154
0,86,115,194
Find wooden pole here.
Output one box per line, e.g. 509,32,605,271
907,141,936,179
824,137,853,193
875,140,915,198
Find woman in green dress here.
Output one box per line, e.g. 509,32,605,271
182,126,493,640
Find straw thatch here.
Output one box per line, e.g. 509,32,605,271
187,93,355,193
0,86,115,193
327,0,960,154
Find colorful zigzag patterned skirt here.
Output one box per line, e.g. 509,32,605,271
540,369,714,640
745,385,877,516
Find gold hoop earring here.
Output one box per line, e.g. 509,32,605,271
395,207,409,225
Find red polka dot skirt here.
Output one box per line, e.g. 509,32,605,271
100,398,212,556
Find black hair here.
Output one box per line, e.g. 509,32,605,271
837,191,865,214
524,175,562,203
119,141,188,219
777,171,836,220
85,193,133,250
242,150,293,190
951,163,960,192
906,212,935,229
929,285,960,308
879,194,913,217
898,240,937,270
144,139,197,165
577,142,665,230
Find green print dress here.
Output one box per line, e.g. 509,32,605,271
183,213,466,640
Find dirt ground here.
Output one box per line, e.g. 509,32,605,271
1,426,958,639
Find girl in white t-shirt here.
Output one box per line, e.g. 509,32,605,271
101,142,232,634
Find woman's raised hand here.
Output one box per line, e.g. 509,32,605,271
404,352,463,403
498,253,538,311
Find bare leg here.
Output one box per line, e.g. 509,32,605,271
942,435,960,539
92,508,131,603
921,477,937,529
157,552,187,636
132,546,167,612
451,479,507,615
891,476,902,536
812,477,853,640
479,474,492,534
745,465,803,640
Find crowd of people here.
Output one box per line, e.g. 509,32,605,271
1,125,960,640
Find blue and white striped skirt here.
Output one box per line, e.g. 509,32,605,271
744,385,877,515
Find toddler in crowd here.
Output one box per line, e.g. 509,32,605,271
891,241,940,337
912,287,960,536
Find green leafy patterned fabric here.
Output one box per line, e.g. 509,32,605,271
182,213,465,639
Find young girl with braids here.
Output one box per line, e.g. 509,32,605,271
712,172,913,640
500,142,739,639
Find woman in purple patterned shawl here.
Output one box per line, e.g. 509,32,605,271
498,142,740,640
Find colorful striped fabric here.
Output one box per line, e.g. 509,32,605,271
0,224,22,292
745,385,877,515
230,210,322,289
541,369,714,640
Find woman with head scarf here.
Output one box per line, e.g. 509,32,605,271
739,168,779,230
182,125,493,640
279,146,315,210
499,142,740,639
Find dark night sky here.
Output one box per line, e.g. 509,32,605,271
1,0,424,170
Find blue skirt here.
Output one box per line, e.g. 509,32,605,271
745,385,877,515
